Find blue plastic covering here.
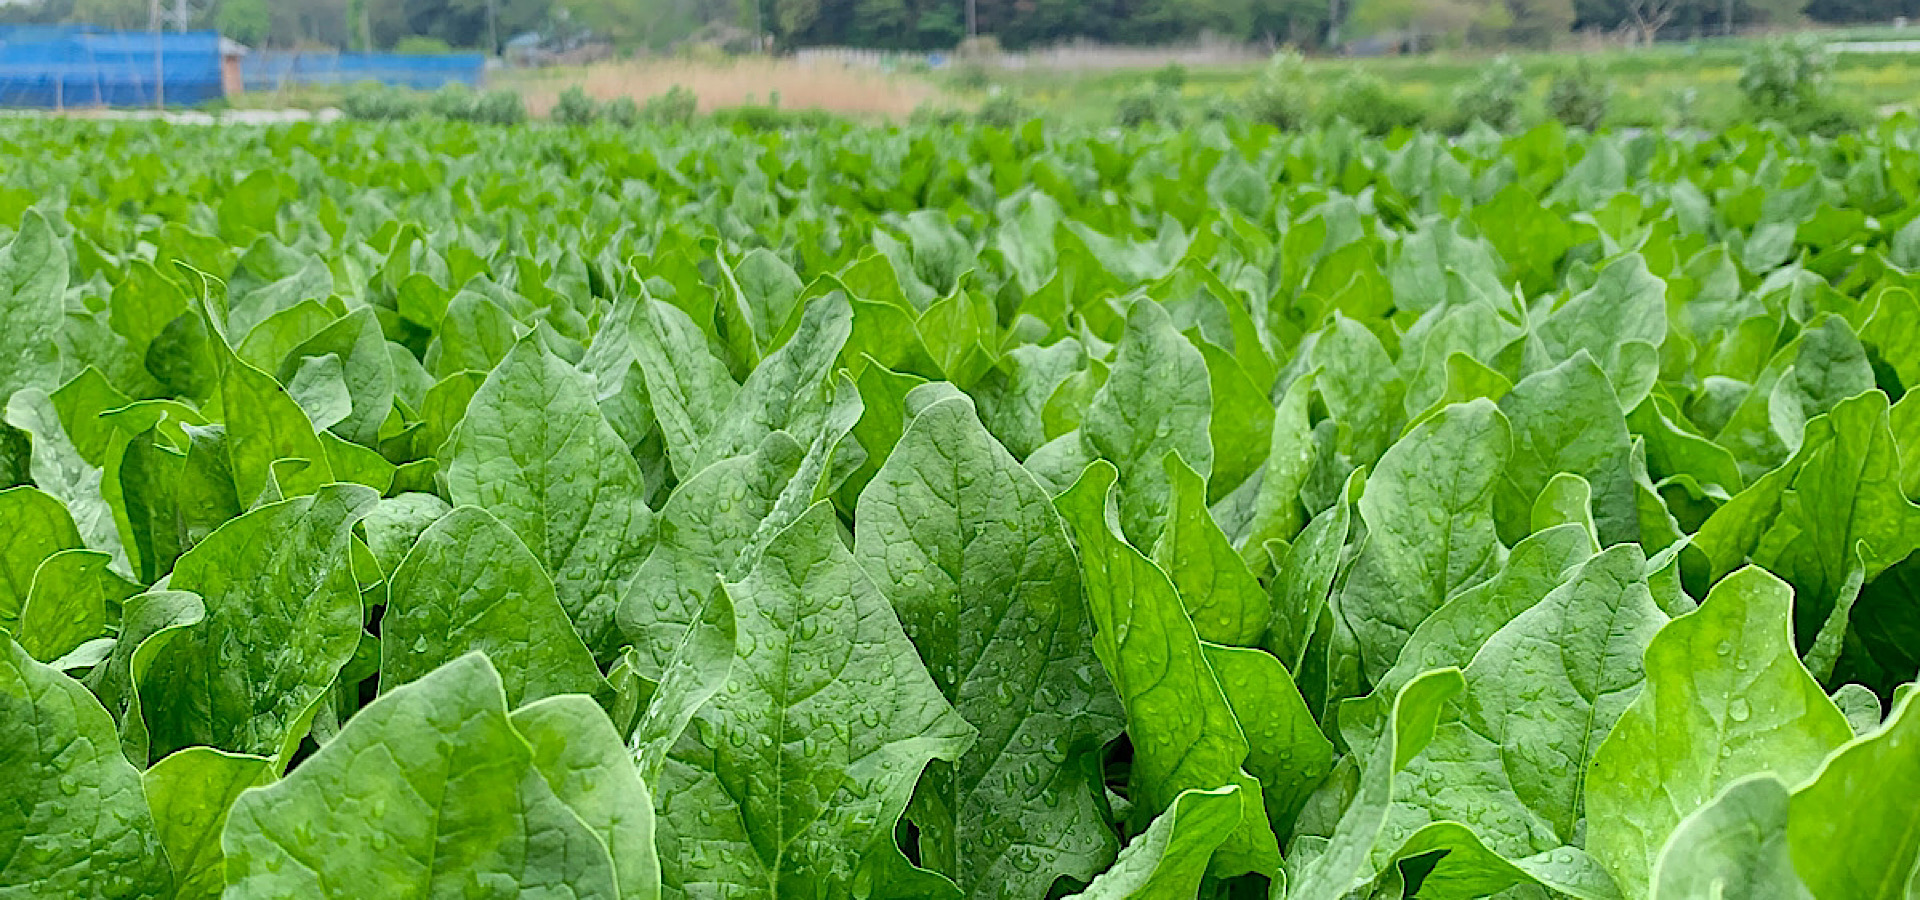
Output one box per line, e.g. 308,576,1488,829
0,26,224,108
242,51,486,92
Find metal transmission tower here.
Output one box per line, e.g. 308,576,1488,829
151,0,211,32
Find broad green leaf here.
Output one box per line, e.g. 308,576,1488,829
1495,352,1639,547
1061,786,1242,900
1340,398,1511,682
1587,566,1851,897
0,211,65,402
1154,452,1270,646
137,483,378,766
1787,690,1920,900
1386,546,1664,868
628,588,735,786
0,637,173,898
358,491,451,578
1230,370,1317,567
1200,643,1332,837
1752,390,1920,648
276,307,395,448
1264,467,1358,672
696,291,853,470
5,387,126,572
1283,668,1465,900
1650,775,1810,900
1534,253,1665,406
1055,462,1280,879
1356,522,1595,731
444,337,654,659
618,431,804,681
655,503,973,898
144,748,271,900
629,297,738,480
1081,298,1212,546
1195,338,1272,502
0,486,80,630
512,694,663,900
380,506,605,707
222,654,637,899
16,548,137,663
855,393,1122,897
199,301,334,505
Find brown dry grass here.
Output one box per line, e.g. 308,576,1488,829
512,57,941,120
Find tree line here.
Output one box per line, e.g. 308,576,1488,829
2,0,1912,52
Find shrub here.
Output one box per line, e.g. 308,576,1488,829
1546,61,1611,130
974,90,1033,129
604,97,640,128
711,105,839,132
1199,94,1243,122
1321,70,1425,135
470,90,527,126
340,82,420,121
553,86,600,127
1739,38,1868,136
1115,84,1185,128
1151,63,1188,91
1450,55,1528,132
644,85,698,126
427,84,478,120
1244,50,1312,130
909,103,968,127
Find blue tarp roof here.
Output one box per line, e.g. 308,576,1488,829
0,26,224,107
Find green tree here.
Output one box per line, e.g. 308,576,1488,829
216,0,273,45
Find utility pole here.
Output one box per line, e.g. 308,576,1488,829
487,0,500,54
967,0,977,37
150,0,165,109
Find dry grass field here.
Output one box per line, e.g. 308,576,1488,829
508,57,943,119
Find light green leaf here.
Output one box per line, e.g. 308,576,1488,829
0,486,81,631
16,548,137,663
0,637,173,898
655,503,974,898
512,694,663,900
1495,352,1639,547
855,393,1122,897
1081,298,1212,546
1200,643,1332,837
381,506,605,707
1155,452,1271,646
444,337,655,659
1340,398,1511,682
1055,462,1280,879
144,747,271,900
1284,668,1466,900
1588,566,1851,897
222,654,633,899
1062,786,1243,900
138,483,378,767
1650,775,1811,900
1787,689,1920,900
629,297,738,480
0,211,66,402
628,588,735,787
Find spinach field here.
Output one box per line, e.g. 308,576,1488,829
3,116,1920,899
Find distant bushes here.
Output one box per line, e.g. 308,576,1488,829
975,90,1035,129
1321,70,1426,135
551,84,699,128
1739,38,1867,136
341,82,524,125
1445,55,1529,132
1546,60,1610,130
